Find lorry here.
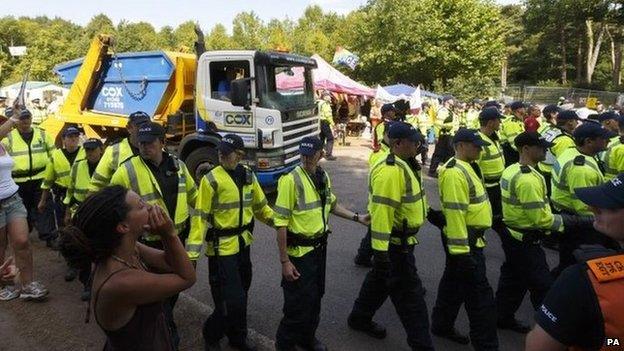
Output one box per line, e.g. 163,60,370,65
42,33,320,188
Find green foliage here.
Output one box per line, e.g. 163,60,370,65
0,1,622,92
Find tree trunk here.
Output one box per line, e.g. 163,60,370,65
501,57,508,90
577,39,583,83
615,40,623,87
561,27,567,84
585,20,607,84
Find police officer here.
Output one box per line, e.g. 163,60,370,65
39,126,85,279
63,137,104,301
373,103,397,152
89,111,150,192
64,138,104,222
187,133,274,351
495,132,564,334
598,111,620,138
500,101,526,166
274,136,368,351
431,128,498,349
550,122,617,276
317,91,336,160
0,107,56,247
349,122,434,351
477,107,506,236
110,122,198,349
354,121,397,267
539,109,578,197
602,115,624,180
428,95,456,177
526,175,624,350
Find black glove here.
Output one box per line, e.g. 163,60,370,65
4,107,14,118
19,109,32,119
372,250,391,272
560,213,595,231
427,208,446,229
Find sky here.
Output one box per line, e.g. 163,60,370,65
4,0,519,31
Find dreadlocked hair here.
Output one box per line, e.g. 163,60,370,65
58,186,131,269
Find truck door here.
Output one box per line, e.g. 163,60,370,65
205,59,256,145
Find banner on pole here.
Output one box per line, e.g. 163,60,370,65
332,47,359,70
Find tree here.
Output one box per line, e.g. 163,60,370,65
158,26,176,50
173,21,198,53
206,24,235,50
231,12,266,49
266,19,294,51
115,21,159,52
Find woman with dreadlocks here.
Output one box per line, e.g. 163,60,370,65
59,185,196,350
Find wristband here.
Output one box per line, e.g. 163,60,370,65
352,212,359,222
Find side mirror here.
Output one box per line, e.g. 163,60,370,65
231,78,252,110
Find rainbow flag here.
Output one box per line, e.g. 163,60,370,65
332,47,359,70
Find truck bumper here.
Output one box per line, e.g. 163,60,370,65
256,164,298,188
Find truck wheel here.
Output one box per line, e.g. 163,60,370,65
185,146,218,182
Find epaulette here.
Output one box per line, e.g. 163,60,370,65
574,245,618,263
446,159,456,168
520,165,531,173
573,155,585,166
386,153,395,165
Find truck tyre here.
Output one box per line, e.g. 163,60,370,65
185,146,218,182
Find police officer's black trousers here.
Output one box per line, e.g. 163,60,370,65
351,245,434,350
431,249,499,351
356,226,373,261
16,179,55,241
485,184,505,236
494,229,553,322
204,239,252,345
319,120,334,145
144,228,190,350
429,134,454,175
51,186,67,228
276,245,327,348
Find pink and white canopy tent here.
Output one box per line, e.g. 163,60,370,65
276,54,376,97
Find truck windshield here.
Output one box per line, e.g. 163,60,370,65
258,64,315,111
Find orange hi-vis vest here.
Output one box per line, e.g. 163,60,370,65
575,254,624,350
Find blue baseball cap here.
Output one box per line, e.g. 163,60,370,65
514,131,553,149
381,103,396,114
573,122,611,142
62,126,81,137
576,174,624,209
137,122,165,143
598,111,619,123
542,104,561,116
83,138,103,149
453,128,490,147
557,110,580,121
510,101,526,111
483,100,502,110
299,136,323,156
479,107,504,121
128,111,151,126
387,122,424,143
218,134,245,155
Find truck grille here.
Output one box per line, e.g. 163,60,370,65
282,116,319,165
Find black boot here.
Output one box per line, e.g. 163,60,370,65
229,337,256,351
431,327,470,345
297,338,327,351
497,318,531,334
348,315,387,339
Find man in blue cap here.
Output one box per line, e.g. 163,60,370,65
550,122,620,276
188,133,274,351
372,103,397,153
601,114,624,180
526,175,624,350
90,110,151,192
598,111,620,143
349,122,434,350
274,136,369,351
432,128,499,348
